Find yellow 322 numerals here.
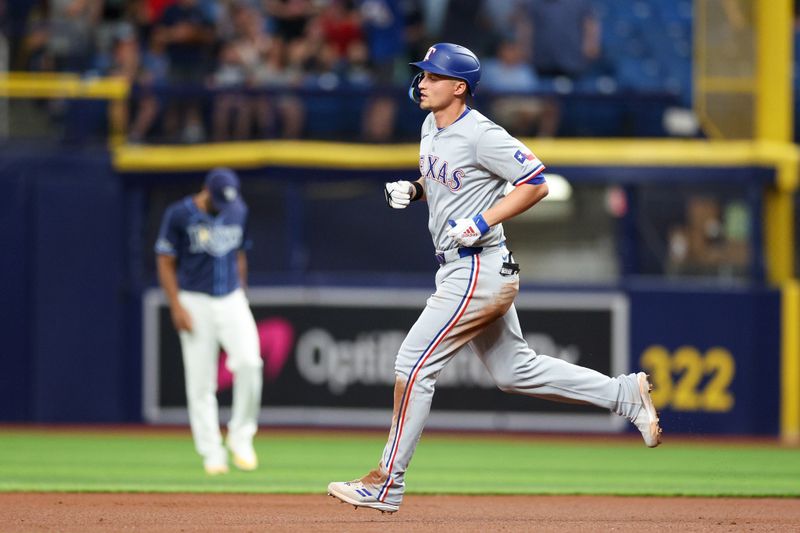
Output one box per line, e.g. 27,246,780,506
639,345,735,412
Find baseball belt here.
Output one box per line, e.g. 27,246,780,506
435,241,506,266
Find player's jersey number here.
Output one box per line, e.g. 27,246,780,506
640,345,735,413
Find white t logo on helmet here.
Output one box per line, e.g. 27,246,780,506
423,46,437,61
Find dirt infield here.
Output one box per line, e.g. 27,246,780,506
2,493,798,532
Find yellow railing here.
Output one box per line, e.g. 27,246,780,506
755,0,798,444
0,72,129,146
0,72,128,99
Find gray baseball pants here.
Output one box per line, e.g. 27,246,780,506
361,245,644,506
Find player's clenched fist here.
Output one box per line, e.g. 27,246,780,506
384,181,413,209
384,180,423,209
447,214,490,247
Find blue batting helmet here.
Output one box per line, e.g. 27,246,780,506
408,43,481,103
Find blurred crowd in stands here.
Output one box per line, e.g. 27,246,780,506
0,0,695,143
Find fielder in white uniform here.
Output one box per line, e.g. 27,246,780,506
328,43,661,513
156,168,263,475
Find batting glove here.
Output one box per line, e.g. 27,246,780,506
384,180,414,209
447,214,491,247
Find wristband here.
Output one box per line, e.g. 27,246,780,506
473,213,490,235
410,181,424,201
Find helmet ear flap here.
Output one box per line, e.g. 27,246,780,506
408,71,424,103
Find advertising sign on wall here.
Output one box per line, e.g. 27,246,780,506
628,287,781,435
143,287,629,433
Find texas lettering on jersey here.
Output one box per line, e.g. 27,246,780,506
419,154,465,192
187,223,243,257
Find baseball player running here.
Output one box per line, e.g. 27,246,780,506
327,43,661,513
156,168,263,475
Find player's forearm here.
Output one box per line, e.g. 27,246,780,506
482,183,548,226
237,251,249,288
583,18,601,59
156,255,182,308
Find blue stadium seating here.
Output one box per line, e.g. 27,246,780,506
595,0,692,105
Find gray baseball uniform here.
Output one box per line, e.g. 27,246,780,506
365,108,647,506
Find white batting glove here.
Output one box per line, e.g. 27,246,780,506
384,180,414,209
447,214,490,247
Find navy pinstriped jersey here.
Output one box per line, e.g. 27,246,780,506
155,196,251,296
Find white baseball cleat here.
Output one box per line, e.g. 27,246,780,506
633,372,662,448
327,480,399,514
227,441,258,472
231,449,258,471
204,462,229,475
204,448,230,475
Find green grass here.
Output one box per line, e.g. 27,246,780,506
0,429,798,497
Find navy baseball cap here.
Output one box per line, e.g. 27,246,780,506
205,167,240,210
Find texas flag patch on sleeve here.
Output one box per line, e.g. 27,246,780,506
513,149,535,164
512,145,546,185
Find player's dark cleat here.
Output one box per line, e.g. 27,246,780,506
327,480,399,513
633,372,662,448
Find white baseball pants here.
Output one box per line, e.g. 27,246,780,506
178,288,263,467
